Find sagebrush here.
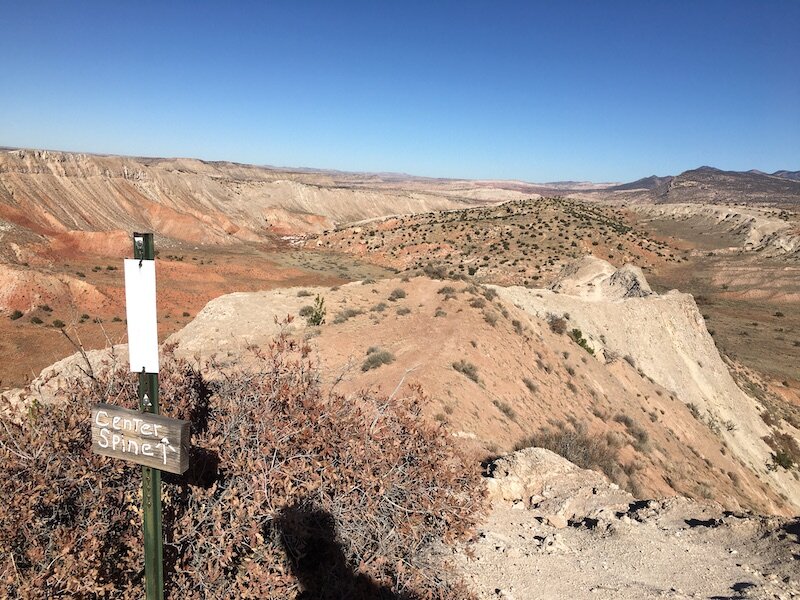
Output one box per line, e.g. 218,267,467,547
0,333,484,599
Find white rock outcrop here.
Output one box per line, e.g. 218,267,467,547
493,257,800,509
486,447,633,528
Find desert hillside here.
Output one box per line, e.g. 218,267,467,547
10,270,796,515
602,166,800,207
0,149,501,244
2,150,799,599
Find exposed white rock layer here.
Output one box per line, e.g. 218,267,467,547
492,256,800,508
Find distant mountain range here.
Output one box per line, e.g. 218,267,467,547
610,166,800,205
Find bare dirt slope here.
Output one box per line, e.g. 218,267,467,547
0,243,393,390
13,275,790,514
456,448,800,600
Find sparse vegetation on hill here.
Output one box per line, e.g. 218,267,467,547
0,334,484,598
307,197,670,286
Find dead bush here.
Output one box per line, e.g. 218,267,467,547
547,314,567,335
0,334,484,599
492,400,517,421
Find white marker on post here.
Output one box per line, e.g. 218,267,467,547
124,258,159,373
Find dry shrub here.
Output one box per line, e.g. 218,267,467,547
547,314,567,335
0,334,484,599
514,421,619,484
451,360,480,384
361,348,395,371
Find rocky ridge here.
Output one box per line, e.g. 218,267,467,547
632,203,800,257
492,257,800,510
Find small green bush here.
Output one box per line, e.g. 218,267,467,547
764,432,800,470
570,328,594,355
771,450,795,470
306,295,326,326
361,348,395,371
30,316,43,325
52,320,65,329
9,310,23,321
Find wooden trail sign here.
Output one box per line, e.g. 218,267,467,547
91,404,190,474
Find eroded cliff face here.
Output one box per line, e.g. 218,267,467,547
632,203,800,257
493,256,800,510
0,149,482,243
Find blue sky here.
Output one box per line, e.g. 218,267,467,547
1,1,798,182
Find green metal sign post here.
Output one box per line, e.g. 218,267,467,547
133,233,164,600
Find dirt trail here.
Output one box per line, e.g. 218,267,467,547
455,448,800,600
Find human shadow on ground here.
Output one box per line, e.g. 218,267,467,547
275,503,413,600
